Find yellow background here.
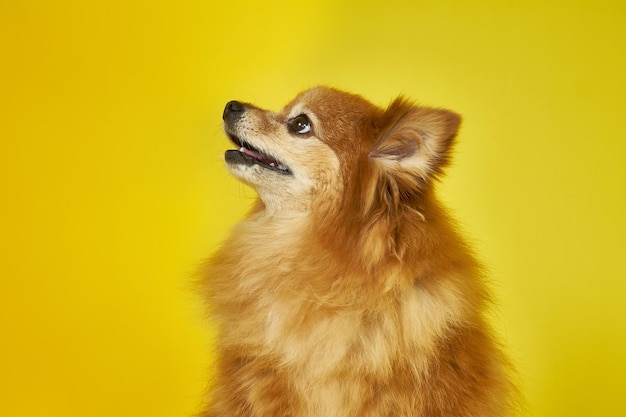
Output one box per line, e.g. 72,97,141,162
1,1,625,416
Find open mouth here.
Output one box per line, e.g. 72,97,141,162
225,133,291,175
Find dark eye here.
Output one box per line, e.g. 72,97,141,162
288,114,312,135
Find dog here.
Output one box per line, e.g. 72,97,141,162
200,86,517,417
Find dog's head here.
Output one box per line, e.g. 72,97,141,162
222,86,460,218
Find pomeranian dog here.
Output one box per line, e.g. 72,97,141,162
201,86,517,417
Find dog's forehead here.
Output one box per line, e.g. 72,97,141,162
281,86,378,118
281,88,328,115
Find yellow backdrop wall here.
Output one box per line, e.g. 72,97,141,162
1,1,625,416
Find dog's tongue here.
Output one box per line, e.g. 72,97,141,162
240,147,278,166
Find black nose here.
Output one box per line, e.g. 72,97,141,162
223,100,245,121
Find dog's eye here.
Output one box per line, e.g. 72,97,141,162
288,114,312,135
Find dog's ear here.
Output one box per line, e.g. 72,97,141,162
370,97,461,181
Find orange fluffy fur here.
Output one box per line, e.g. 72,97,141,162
200,87,517,417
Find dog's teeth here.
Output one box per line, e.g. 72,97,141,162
270,162,276,167
239,147,245,152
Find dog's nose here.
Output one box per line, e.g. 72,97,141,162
223,100,245,121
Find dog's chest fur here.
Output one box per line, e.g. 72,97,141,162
207,213,466,417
